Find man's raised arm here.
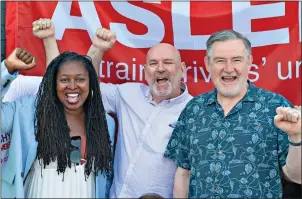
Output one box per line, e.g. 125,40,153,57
33,18,60,66
87,28,116,77
3,19,59,102
275,106,302,184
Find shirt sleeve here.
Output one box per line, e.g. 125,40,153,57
1,60,18,99
100,82,119,114
164,106,191,170
2,60,42,102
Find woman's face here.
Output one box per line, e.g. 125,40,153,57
56,61,90,112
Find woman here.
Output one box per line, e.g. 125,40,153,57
1,48,114,198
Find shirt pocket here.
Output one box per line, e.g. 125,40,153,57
144,123,176,154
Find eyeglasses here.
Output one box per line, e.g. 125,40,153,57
70,136,81,164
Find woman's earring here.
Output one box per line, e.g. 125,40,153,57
91,90,94,98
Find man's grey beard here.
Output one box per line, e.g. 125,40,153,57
213,78,247,97
146,72,183,98
150,81,173,97
216,87,241,97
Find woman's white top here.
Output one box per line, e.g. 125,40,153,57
24,160,95,198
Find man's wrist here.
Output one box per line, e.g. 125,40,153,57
4,60,17,74
43,36,56,44
288,134,302,146
91,44,107,54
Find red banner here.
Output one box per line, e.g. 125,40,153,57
5,1,301,104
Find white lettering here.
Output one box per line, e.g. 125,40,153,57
99,61,105,78
172,2,210,50
110,2,165,48
116,63,130,80
107,61,114,78
199,67,211,83
184,61,211,83
52,2,101,40
296,61,301,78
248,64,260,82
140,64,145,81
132,58,136,80
277,61,292,80
232,2,289,47
184,66,192,83
193,66,198,83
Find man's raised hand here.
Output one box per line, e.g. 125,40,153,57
92,28,116,52
5,48,36,74
32,18,55,39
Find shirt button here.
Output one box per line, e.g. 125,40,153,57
218,151,222,155
21,172,24,178
216,186,220,190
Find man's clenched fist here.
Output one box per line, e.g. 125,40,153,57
32,18,55,39
5,48,36,74
92,28,116,52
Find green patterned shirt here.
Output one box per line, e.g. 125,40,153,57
164,82,293,198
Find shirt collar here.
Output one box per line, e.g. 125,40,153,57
206,80,257,105
143,82,190,105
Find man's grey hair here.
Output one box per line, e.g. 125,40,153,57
206,30,252,60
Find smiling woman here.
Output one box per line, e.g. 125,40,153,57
1,49,114,198
34,51,111,175
56,60,90,111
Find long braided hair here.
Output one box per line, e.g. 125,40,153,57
34,51,112,177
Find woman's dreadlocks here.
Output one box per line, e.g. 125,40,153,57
34,51,112,177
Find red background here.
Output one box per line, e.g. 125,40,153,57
6,1,301,104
